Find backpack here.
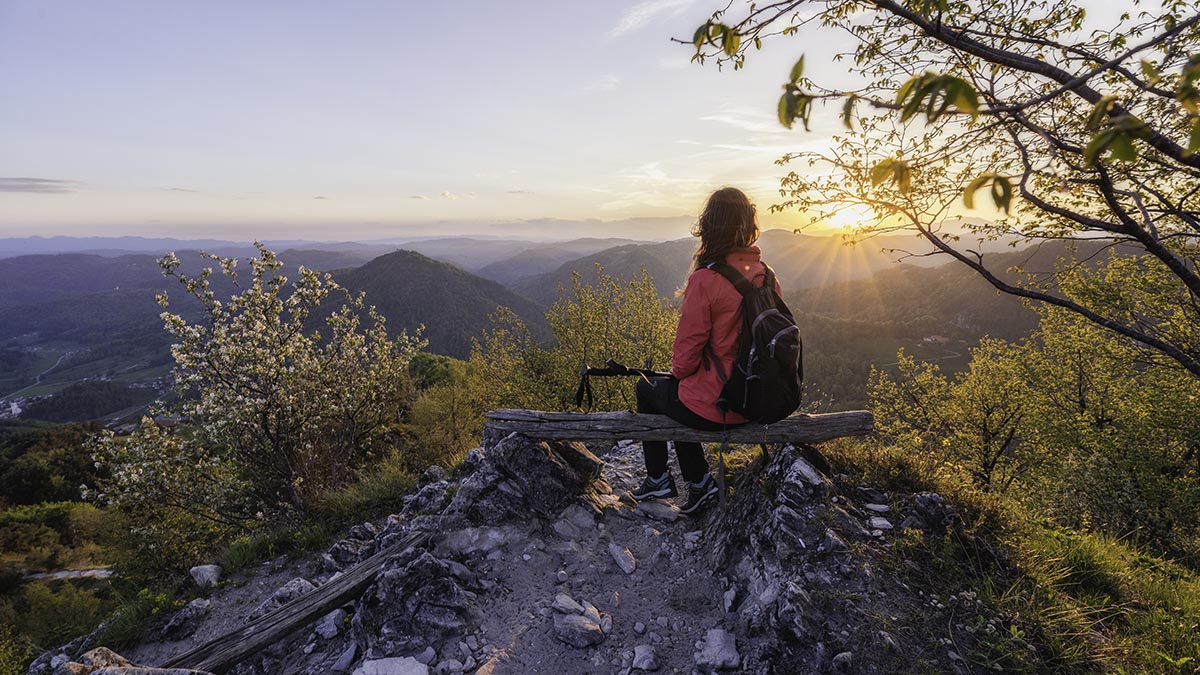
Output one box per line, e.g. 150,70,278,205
704,261,803,424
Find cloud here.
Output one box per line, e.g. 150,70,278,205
162,186,198,193
506,190,533,195
440,190,458,200
312,195,329,200
609,0,697,38
408,194,429,200
582,73,622,93
0,177,82,193
699,106,791,135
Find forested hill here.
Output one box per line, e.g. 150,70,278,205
334,250,551,358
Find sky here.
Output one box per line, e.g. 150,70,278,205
0,0,868,241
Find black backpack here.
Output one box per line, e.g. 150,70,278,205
704,261,803,424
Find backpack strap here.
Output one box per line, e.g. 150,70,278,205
704,261,756,296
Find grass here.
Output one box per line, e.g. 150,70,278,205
821,436,1200,675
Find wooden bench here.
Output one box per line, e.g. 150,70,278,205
483,409,875,444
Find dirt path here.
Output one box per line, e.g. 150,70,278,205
469,441,732,674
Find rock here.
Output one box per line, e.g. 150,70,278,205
414,647,437,665
354,550,474,659
913,492,956,532
444,435,603,525
161,598,211,640
188,564,222,589
315,608,348,639
832,651,854,671
608,543,637,574
628,644,658,671
251,577,316,619
437,527,511,557
332,644,359,673
75,648,133,668
787,457,826,488
433,659,463,675
556,570,569,583
351,657,429,675
634,621,646,635
635,501,680,523
819,529,849,555
561,503,597,530
600,615,613,634
403,480,454,517
552,593,586,615
693,629,740,672
553,614,605,648
863,503,890,513
52,653,71,668
419,465,449,486
722,588,737,612
878,630,900,652
868,516,893,530
582,600,602,625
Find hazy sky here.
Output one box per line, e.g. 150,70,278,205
0,1,911,240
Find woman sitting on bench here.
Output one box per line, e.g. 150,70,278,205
631,186,782,514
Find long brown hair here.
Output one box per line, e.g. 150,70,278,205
692,187,759,269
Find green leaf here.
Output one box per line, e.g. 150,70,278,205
1086,95,1117,131
1084,129,1116,166
870,159,895,187
896,162,912,193
722,27,741,56
692,23,709,49
841,95,858,130
789,56,805,84
1140,59,1160,85
777,91,797,129
990,176,1013,213
952,79,980,117
963,174,993,209
1188,118,1200,156
1108,132,1137,161
754,37,762,50
896,75,920,105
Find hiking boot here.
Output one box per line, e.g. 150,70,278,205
680,474,719,514
632,473,677,501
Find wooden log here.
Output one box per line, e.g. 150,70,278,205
162,531,430,674
484,409,873,444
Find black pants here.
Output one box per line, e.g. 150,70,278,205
635,376,728,483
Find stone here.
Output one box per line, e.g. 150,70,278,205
161,598,211,640
582,601,602,625
832,651,854,671
561,503,597,530
868,517,894,530
632,644,659,671
444,436,603,525
864,503,890,513
315,608,348,639
819,529,849,555
552,593,586,615
913,491,956,532
354,550,474,659
553,614,605,648
414,647,436,666
76,648,133,668
693,629,740,672
608,543,637,574
635,501,680,523
252,577,316,619
556,569,569,583
722,588,737,612
332,644,359,673
419,464,449,486
188,564,222,589
352,657,429,675
634,621,646,635
437,526,511,557
434,659,464,674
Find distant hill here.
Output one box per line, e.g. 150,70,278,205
334,250,551,358
400,237,651,275
512,239,698,306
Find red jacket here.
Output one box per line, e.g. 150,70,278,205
672,246,780,424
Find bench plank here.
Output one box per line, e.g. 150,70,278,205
484,409,873,444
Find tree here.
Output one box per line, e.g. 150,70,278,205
88,245,422,563
686,0,1200,377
